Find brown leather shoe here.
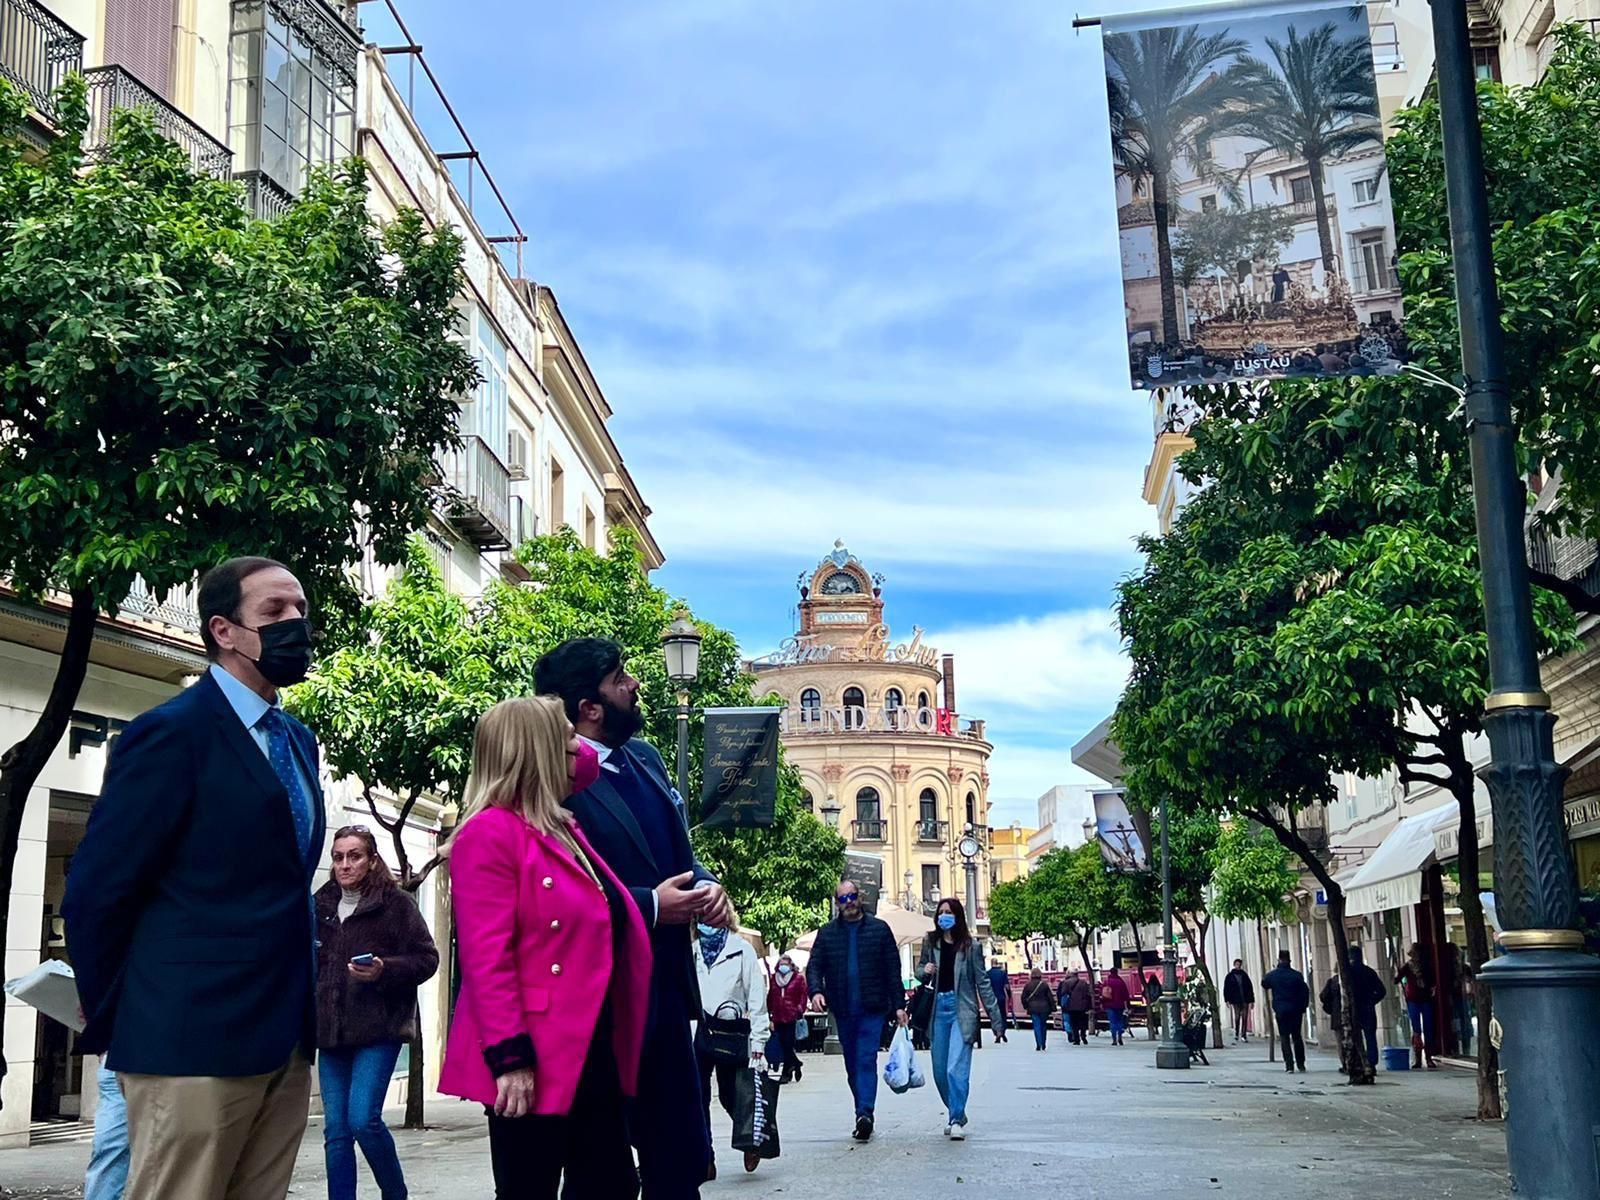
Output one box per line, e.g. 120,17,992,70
744,1150,762,1172
706,1160,717,1182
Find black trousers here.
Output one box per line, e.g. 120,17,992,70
696,1046,740,1157
1067,1011,1089,1043
631,986,711,1198
1275,1010,1306,1069
772,1021,800,1074
486,1023,638,1200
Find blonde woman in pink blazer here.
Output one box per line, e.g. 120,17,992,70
440,696,653,1198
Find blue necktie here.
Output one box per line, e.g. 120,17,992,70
258,707,312,863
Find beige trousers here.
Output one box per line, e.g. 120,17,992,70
120,1052,311,1200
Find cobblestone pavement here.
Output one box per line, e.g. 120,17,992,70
0,1032,1511,1197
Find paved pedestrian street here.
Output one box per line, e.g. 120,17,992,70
0,1034,1510,1198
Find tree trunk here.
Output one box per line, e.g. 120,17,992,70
1442,745,1502,1120
1179,915,1225,1049
0,588,99,1110
1308,157,1337,277
1153,165,1182,343
405,1032,425,1129
1249,805,1375,1084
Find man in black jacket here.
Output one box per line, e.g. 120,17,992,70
1347,946,1389,1069
1223,958,1256,1043
805,881,908,1142
1261,950,1311,1073
537,637,731,1197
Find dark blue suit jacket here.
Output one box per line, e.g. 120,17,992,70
63,669,326,1076
565,737,716,1012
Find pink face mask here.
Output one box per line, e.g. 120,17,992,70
571,740,601,796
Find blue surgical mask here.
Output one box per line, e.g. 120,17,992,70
696,922,721,939
937,913,956,931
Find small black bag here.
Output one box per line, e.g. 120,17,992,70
731,1068,781,1158
701,1002,752,1065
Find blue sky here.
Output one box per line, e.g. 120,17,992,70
390,0,1158,825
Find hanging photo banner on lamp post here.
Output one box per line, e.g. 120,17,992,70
1095,0,1406,391
698,707,781,829
1093,790,1152,873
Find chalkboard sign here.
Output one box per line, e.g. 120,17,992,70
843,852,884,915
698,707,780,829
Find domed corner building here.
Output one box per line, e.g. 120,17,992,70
750,541,996,947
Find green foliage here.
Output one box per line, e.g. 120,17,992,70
0,81,477,615
1174,204,1301,292
1209,820,1298,923
986,876,1042,946
290,527,843,935
1384,26,1600,544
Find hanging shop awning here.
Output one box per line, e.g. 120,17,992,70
1341,805,1458,916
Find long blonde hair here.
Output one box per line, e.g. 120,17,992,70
445,696,573,854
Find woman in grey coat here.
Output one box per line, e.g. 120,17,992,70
917,898,990,1140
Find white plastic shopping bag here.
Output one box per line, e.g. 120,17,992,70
883,1026,924,1094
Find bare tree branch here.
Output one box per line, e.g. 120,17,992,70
1531,568,1600,617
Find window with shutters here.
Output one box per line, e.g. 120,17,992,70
104,0,178,99
228,0,357,208
507,429,530,480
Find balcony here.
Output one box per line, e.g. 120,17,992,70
1528,521,1600,597
118,576,201,634
851,819,886,843
236,170,295,221
916,818,948,844
83,66,232,179
1,0,83,128
439,435,513,550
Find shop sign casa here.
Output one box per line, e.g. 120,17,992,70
1564,794,1600,838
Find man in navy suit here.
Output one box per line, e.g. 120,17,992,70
536,637,731,1196
63,557,326,1200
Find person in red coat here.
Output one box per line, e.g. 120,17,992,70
767,953,810,1084
439,696,653,1198
1101,968,1132,1045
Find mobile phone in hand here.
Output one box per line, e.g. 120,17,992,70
350,953,376,966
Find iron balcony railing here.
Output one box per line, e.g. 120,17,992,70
82,65,232,178
1528,522,1600,596
916,818,948,844
0,0,82,121
236,170,296,221
439,434,513,551
851,819,886,843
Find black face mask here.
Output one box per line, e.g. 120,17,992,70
241,617,314,687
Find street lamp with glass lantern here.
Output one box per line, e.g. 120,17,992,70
819,793,841,829
661,611,702,802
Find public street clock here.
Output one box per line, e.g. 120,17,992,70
821,570,862,596
958,833,982,860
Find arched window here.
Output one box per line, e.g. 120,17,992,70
802,791,815,813
884,687,904,715
966,792,977,827
917,690,931,711
800,688,822,724
855,786,882,839
919,787,938,823
843,686,865,729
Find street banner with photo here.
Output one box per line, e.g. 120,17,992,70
1093,789,1151,872
1100,0,1406,389
698,707,781,829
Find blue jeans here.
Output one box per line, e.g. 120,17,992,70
1108,1007,1127,1041
85,1060,129,1200
1030,1014,1048,1049
834,1012,885,1120
930,993,972,1127
319,1042,407,1200
1407,1000,1437,1054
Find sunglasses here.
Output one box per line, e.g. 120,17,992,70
836,894,860,905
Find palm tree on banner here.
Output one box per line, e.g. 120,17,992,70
1105,26,1250,346
1217,21,1381,279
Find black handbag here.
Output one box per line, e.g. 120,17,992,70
701,1002,752,1065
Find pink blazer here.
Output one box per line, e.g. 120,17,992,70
438,806,652,1115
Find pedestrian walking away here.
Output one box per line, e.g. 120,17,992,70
917,899,990,1140
1397,943,1441,1068
537,637,733,1196
1143,972,1163,1040
986,962,1011,1042
1261,950,1310,1073
1223,959,1256,1044
84,1057,128,1200
439,696,652,1199
1442,943,1473,1058
314,826,439,1200
804,880,909,1143
768,954,810,1084
1062,971,1093,1044
1346,947,1388,1070
694,918,773,1176
63,557,325,1200
1101,968,1131,1045
1020,968,1055,1051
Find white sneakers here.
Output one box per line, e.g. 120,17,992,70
950,1122,968,1141
943,1123,953,1138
